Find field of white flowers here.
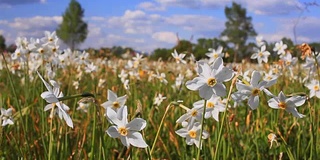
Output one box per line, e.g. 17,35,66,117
0,31,319,159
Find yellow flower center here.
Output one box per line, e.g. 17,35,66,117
207,102,215,108
207,78,217,87
52,48,57,52
213,53,218,58
191,110,198,117
17,52,21,56
112,101,120,108
118,127,128,136
278,101,286,109
252,88,260,96
285,61,291,66
314,85,319,91
259,52,263,57
49,38,53,42
188,130,197,138
39,49,44,54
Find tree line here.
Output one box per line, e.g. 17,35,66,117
1,1,319,62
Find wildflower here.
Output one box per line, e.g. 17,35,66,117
11,47,28,62
267,91,306,118
186,57,233,100
273,41,287,57
41,31,58,44
305,79,320,98
172,49,186,64
175,121,209,149
206,46,224,64
251,45,270,64
233,71,271,110
153,71,168,85
106,106,148,148
204,95,226,121
76,102,90,113
123,79,130,90
101,90,127,112
176,100,205,124
268,133,278,149
0,108,14,126
118,69,128,83
256,35,265,47
37,71,73,128
153,93,166,106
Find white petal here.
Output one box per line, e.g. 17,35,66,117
37,71,53,93
215,67,233,82
127,132,148,148
251,71,261,87
106,107,123,126
120,136,130,148
248,95,259,110
199,86,214,100
287,96,306,107
106,126,120,138
107,90,117,101
268,98,279,109
212,83,226,97
186,78,205,91
175,128,188,137
41,92,58,103
127,118,146,131
286,107,305,118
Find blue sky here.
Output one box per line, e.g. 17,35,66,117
0,0,319,53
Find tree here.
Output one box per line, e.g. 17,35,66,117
220,2,257,62
0,35,6,51
56,0,88,51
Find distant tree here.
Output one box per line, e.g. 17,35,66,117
150,48,172,61
174,39,193,54
0,35,6,51
220,2,257,62
56,0,88,51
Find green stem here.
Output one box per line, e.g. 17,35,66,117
196,99,207,160
1,52,31,156
214,76,237,160
90,103,97,160
48,107,54,160
150,102,176,155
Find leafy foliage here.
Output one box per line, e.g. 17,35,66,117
56,0,88,51
220,2,257,62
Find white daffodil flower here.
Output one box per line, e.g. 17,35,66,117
175,122,209,149
232,71,272,110
186,57,234,100
106,105,148,148
171,49,186,64
273,40,287,57
267,91,306,118
251,45,270,64
206,46,224,64
305,79,320,98
101,90,127,112
37,71,73,128
0,108,14,126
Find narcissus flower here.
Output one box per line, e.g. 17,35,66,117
106,106,148,148
101,90,127,112
172,49,186,64
175,121,209,149
186,57,233,100
37,71,73,128
267,91,306,118
0,108,14,126
232,71,272,110
305,79,320,98
251,45,270,64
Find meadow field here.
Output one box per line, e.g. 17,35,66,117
0,32,319,160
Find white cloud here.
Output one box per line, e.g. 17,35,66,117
137,2,166,11
241,0,301,15
152,31,177,44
